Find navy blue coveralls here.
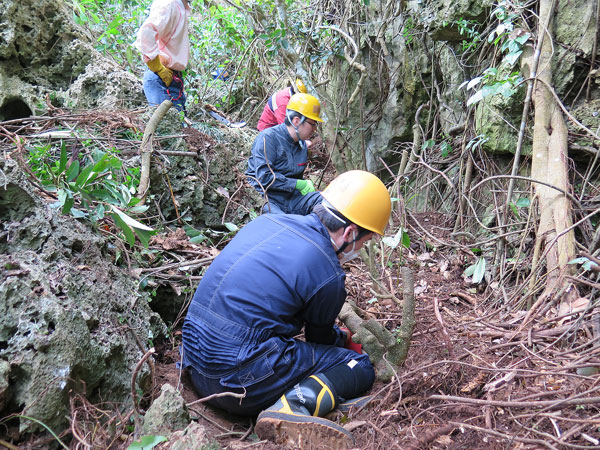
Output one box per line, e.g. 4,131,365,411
181,213,374,415
245,123,323,215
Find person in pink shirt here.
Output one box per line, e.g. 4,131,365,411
134,0,191,112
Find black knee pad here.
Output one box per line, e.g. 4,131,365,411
322,357,375,399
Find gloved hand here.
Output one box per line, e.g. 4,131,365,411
340,327,363,354
146,56,173,87
295,179,316,195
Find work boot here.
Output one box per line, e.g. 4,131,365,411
337,395,373,414
255,374,355,450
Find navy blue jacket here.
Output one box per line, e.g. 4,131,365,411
245,123,307,196
182,213,347,377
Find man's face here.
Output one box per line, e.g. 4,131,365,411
297,117,318,141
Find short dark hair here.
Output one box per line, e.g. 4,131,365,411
313,203,347,232
284,110,303,126
313,202,368,235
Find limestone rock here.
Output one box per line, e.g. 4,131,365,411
0,158,167,434
169,422,212,450
142,383,191,437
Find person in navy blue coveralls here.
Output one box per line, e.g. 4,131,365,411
182,170,392,449
246,92,324,215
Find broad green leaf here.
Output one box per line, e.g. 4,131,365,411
92,203,105,221
509,202,519,218
184,225,203,238
481,84,501,97
108,156,122,169
472,257,486,283
401,229,411,248
466,90,483,107
120,184,132,206
57,189,68,208
75,163,96,187
128,205,149,214
90,188,119,204
103,183,127,205
421,139,435,151
135,228,154,249
440,141,452,157
224,222,239,232
57,189,74,214
66,161,80,182
111,206,154,231
515,33,530,45
58,142,68,174
515,198,530,208
189,234,207,244
62,195,74,215
70,208,87,219
111,212,136,246
466,76,483,90
127,435,167,450
567,257,598,272
505,50,522,66
91,153,110,173
464,257,486,283
382,228,409,249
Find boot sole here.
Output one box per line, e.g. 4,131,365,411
255,410,355,450
338,395,373,413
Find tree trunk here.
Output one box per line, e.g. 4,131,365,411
529,0,577,310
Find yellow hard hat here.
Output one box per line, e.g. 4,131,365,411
295,78,308,94
321,170,391,235
286,93,324,123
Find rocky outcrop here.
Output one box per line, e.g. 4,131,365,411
0,158,167,435
0,0,145,121
323,0,599,167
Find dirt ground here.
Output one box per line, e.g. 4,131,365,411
5,117,598,450
150,207,600,450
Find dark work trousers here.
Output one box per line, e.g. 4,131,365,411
185,336,374,416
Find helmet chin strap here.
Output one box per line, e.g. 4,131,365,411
335,228,370,255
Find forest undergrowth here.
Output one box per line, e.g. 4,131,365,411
1,101,599,449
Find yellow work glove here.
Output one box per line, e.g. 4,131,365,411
295,179,316,195
146,56,173,87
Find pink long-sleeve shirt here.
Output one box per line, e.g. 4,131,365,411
134,0,190,71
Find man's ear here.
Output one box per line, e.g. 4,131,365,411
342,224,357,242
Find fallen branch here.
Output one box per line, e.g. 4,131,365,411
138,100,173,203
429,394,600,409
405,424,454,450
186,390,246,407
131,347,155,436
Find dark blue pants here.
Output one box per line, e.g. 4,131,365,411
186,336,374,416
142,68,186,112
262,190,323,215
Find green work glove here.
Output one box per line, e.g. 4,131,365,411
146,56,173,87
295,179,316,195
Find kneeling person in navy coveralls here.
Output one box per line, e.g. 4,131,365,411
182,170,392,449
